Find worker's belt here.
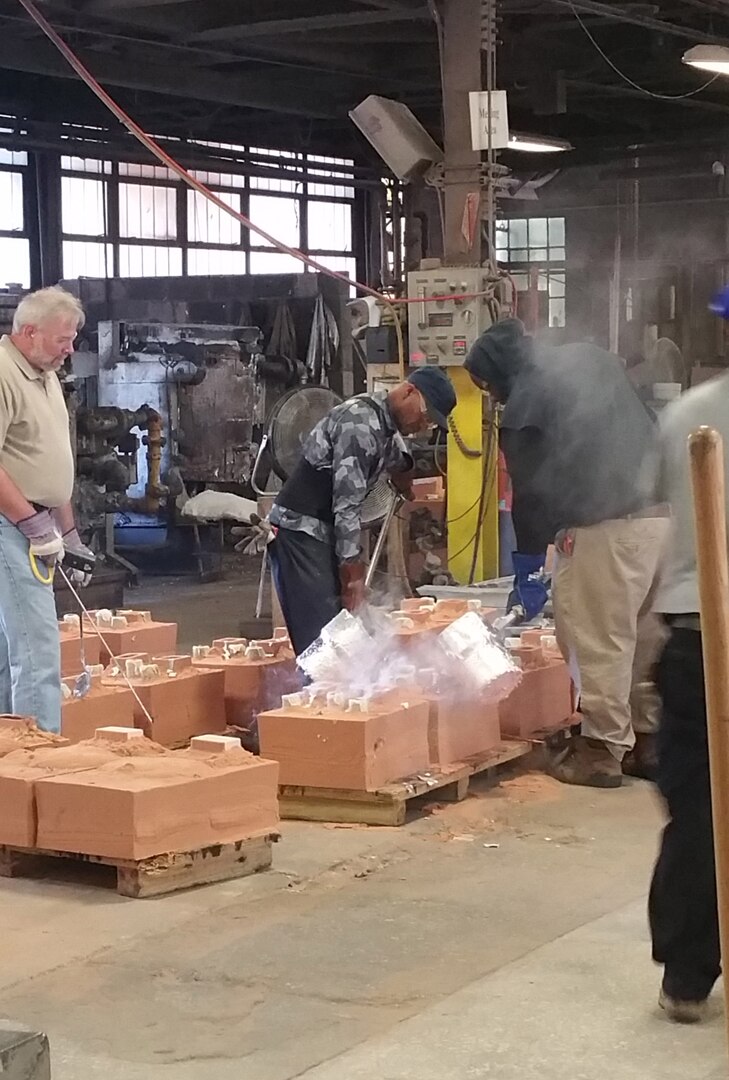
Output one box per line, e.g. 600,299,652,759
667,614,701,632
623,503,671,521
30,502,51,514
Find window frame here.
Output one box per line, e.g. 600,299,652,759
0,152,31,288
496,215,567,329
58,146,357,280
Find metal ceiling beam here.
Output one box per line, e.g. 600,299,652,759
356,0,421,7
568,77,729,115
0,32,341,117
192,7,431,44
679,0,729,14
552,0,729,46
0,13,425,86
84,0,196,9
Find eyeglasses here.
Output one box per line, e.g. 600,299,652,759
418,391,436,430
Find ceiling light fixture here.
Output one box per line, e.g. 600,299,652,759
507,133,573,153
682,44,729,74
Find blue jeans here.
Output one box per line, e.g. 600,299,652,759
0,515,61,732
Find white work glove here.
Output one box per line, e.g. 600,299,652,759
234,517,273,556
17,510,64,565
61,528,96,587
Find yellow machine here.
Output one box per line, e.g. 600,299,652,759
406,264,503,583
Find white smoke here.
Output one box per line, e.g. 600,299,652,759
297,605,520,705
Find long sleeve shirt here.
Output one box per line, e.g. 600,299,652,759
653,373,729,614
270,391,410,563
500,343,658,553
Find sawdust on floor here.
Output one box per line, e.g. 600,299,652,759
497,771,565,801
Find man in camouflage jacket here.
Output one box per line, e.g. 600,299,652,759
269,368,456,655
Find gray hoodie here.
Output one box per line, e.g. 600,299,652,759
465,319,658,552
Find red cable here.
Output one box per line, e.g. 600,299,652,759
16,0,512,311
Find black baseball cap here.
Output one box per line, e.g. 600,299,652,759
408,367,456,430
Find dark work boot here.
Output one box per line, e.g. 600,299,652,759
546,734,622,789
659,987,709,1025
622,732,658,782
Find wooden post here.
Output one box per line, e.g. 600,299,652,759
689,426,729,1051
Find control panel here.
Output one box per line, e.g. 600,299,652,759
406,266,499,367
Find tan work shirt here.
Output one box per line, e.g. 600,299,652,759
0,335,74,507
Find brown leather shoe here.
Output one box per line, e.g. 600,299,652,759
547,734,623,789
622,732,658,782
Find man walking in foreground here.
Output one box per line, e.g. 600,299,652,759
648,354,729,1023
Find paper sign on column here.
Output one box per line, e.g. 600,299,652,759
469,90,510,152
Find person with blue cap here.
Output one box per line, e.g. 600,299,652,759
465,318,668,788
269,367,456,656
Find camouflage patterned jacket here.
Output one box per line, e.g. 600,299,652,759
270,391,410,563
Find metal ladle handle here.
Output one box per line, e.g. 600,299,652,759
365,493,404,589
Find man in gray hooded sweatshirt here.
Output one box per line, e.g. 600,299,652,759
465,319,668,788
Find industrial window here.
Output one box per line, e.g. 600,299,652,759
307,155,355,200
61,177,107,236
118,245,183,277
308,201,352,253
188,248,247,276
495,216,566,328
0,151,30,288
119,183,177,241
62,241,113,279
249,251,304,274
249,194,300,249
188,190,242,246
58,144,356,282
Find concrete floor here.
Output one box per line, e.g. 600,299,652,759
2,576,726,1079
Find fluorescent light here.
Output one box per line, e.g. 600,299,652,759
682,44,729,74
507,133,573,153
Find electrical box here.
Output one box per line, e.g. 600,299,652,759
365,325,400,365
406,267,498,367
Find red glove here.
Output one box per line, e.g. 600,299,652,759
339,561,366,612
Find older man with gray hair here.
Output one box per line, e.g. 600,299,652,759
0,285,92,732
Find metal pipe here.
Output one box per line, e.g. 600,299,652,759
365,495,404,589
143,413,165,513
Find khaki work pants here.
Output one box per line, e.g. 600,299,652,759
552,514,670,760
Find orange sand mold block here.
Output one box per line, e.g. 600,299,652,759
58,615,102,677
35,734,280,860
0,715,68,759
428,696,502,766
376,686,502,767
498,662,573,739
102,656,226,746
83,609,178,665
192,640,298,727
258,694,431,791
0,727,166,848
61,672,137,744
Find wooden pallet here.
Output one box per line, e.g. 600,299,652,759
0,832,278,899
278,740,531,827
461,738,538,782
